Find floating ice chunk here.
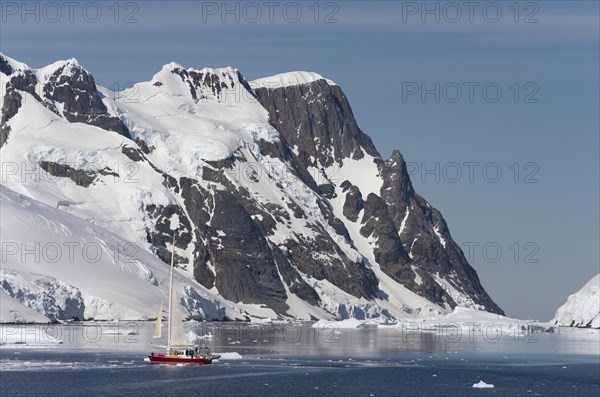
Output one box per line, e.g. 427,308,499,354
472,380,494,388
214,352,242,360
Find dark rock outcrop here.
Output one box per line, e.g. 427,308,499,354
204,147,380,301
170,66,256,104
179,177,290,314
0,54,14,75
379,150,503,313
42,62,131,138
254,79,379,168
360,193,412,283
145,203,193,267
0,84,22,147
39,161,118,188
342,183,364,222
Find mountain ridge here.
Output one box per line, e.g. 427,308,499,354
0,53,503,321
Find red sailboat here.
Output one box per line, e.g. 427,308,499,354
147,236,220,365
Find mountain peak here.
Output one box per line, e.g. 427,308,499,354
30,58,90,88
0,54,85,78
252,71,336,89
149,62,251,104
158,61,238,76
158,61,188,74
0,53,30,75
389,149,405,162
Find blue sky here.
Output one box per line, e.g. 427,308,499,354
1,0,598,320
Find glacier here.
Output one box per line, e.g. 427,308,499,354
552,274,600,328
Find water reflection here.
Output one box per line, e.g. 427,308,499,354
2,322,598,359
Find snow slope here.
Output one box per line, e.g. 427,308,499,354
106,62,279,172
552,274,600,328
0,185,233,321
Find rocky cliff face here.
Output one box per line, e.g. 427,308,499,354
0,56,503,321
254,78,379,166
254,76,503,315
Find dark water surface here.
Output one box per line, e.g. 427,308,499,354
1,322,598,396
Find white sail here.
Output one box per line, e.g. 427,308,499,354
152,303,162,339
166,234,190,349
168,284,190,347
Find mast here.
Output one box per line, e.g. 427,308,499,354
167,233,175,351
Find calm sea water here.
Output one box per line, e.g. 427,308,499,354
1,322,598,396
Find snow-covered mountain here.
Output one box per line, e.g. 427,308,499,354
0,53,502,322
552,274,600,328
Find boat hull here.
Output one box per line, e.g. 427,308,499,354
147,354,213,365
